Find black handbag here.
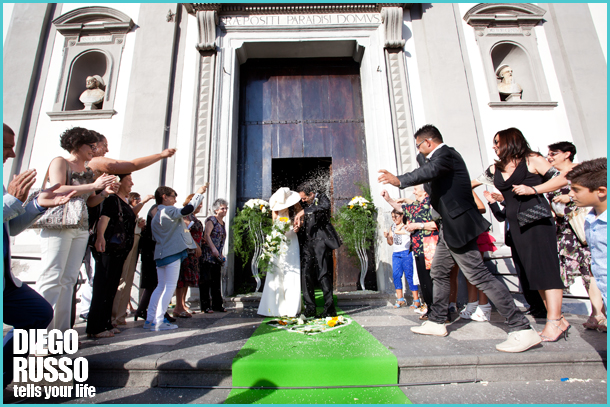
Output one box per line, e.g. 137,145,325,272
517,188,552,227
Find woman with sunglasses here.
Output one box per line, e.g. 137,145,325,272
35,127,116,332
477,128,569,342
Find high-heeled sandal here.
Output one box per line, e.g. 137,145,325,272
394,298,406,308
409,299,421,310
540,316,571,342
583,315,605,330
87,330,115,339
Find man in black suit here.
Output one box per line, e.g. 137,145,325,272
294,181,341,318
379,124,540,353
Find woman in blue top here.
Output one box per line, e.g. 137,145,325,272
144,183,208,331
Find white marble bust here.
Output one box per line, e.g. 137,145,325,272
79,75,105,110
496,65,522,101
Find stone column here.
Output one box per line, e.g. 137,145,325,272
120,3,182,195
541,3,607,160
3,3,58,183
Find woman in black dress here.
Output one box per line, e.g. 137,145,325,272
489,128,570,342
87,173,136,338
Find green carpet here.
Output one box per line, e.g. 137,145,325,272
225,290,410,404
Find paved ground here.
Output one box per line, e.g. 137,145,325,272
3,297,607,404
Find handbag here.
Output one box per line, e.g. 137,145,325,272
26,161,88,230
516,188,552,227
567,206,588,246
423,234,438,270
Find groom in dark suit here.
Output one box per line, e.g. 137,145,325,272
294,181,341,318
379,124,540,353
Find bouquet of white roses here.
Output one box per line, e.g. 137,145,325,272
258,217,292,274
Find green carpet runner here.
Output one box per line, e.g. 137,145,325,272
225,291,410,404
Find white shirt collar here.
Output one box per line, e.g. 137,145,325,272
426,143,446,160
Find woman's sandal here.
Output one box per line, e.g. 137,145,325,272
87,330,115,339
393,298,406,309
583,315,605,330
173,311,193,319
110,327,121,334
409,299,421,310
539,316,571,342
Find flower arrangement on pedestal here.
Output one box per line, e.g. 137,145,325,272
332,184,377,290
258,217,292,274
232,199,272,291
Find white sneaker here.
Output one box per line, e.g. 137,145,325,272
143,321,154,330
496,327,541,353
471,304,492,322
459,301,479,320
410,320,448,337
414,305,427,315
154,322,178,331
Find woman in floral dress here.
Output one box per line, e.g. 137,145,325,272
546,141,605,330
174,194,204,318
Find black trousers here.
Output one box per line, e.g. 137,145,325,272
414,254,433,307
4,283,53,387
86,251,128,335
428,227,531,332
301,240,335,314
199,262,223,310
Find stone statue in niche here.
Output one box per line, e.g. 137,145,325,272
496,65,522,101
79,75,105,110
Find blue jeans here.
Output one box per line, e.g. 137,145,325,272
393,250,417,291
3,283,53,387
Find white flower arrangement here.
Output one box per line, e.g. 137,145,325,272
244,198,270,211
348,196,370,209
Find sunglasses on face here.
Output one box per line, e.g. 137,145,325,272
87,144,97,151
416,138,430,149
547,151,561,157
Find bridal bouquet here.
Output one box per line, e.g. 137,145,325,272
232,199,273,267
258,217,292,274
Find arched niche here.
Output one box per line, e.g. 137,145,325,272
491,42,536,102
47,6,134,121
464,3,557,109
65,50,110,111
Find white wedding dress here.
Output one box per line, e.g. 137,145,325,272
257,227,302,317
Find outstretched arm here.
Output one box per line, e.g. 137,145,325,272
88,148,176,175
380,189,403,212
379,151,453,189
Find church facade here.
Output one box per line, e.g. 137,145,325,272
4,3,606,295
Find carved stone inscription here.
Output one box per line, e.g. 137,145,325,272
220,13,381,27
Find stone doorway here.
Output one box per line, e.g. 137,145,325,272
235,57,372,292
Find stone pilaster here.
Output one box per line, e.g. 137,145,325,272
382,6,415,178
193,51,217,191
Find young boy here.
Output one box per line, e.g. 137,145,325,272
567,158,607,321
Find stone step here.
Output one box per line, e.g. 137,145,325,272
66,308,606,389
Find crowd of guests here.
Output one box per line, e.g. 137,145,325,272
3,123,229,367
2,120,607,382
379,125,607,353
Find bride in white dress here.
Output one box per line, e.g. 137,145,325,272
257,188,302,317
